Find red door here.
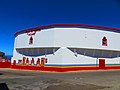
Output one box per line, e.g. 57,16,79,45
99,59,105,69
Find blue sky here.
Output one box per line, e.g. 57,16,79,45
0,0,120,55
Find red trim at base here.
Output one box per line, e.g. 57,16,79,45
11,65,120,72
0,62,11,68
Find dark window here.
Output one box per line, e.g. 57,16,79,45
102,36,107,46
29,36,33,44
45,58,47,63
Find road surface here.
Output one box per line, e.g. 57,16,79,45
0,68,120,90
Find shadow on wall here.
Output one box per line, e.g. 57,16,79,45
68,48,120,58
16,48,59,56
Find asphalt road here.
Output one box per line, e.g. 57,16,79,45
0,68,120,90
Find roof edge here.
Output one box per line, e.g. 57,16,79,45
14,24,120,37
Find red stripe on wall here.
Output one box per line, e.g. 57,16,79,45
11,65,120,72
14,24,120,37
0,62,119,71
0,62,11,68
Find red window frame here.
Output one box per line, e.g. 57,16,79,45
102,36,107,46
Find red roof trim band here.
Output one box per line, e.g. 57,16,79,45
14,24,120,37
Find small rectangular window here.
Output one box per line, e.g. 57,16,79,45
102,36,107,46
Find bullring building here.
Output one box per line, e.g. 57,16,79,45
11,24,120,72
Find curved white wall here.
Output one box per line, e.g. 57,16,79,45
15,27,120,51
12,27,120,66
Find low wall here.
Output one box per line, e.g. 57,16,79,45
0,62,11,68
11,65,120,72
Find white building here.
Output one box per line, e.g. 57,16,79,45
11,24,120,72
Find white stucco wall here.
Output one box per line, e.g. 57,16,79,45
15,27,120,51
54,28,120,51
12,27,120,65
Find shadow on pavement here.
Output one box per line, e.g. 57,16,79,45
0,73,3,75
0,83,9,90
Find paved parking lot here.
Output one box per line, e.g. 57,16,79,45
0,68,120,90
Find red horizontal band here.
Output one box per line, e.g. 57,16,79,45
14,24,120,37
0,62,11,68
11,65,120,72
